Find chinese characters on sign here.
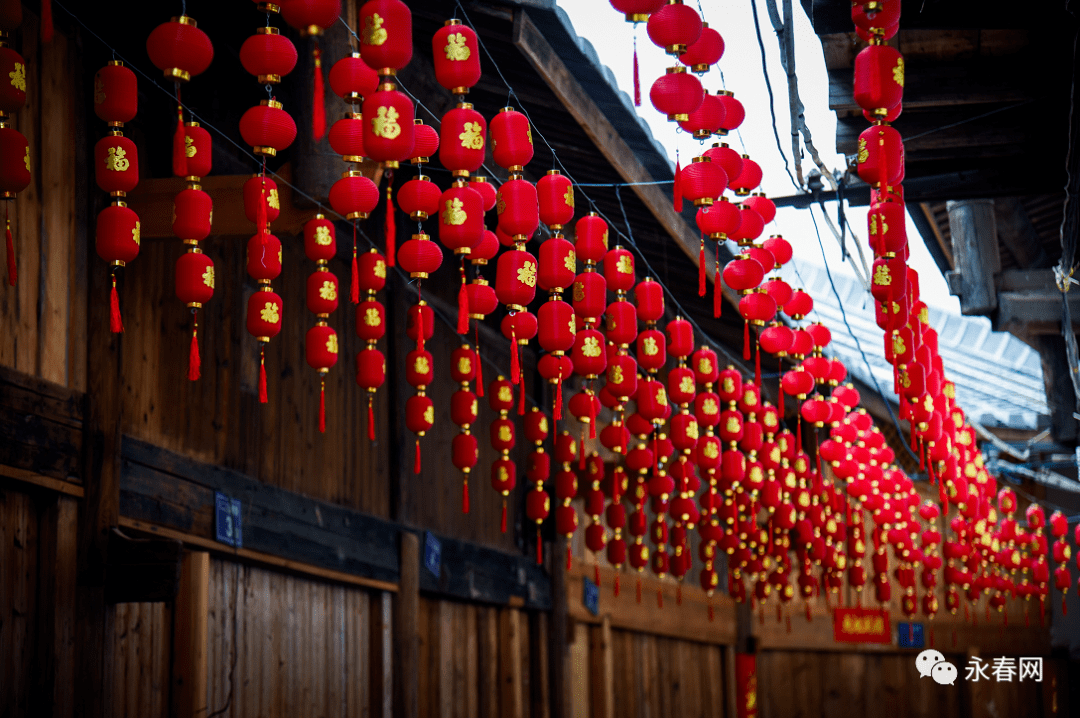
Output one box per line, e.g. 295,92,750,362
833,607,891,644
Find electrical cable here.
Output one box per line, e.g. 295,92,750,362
748,0,799,191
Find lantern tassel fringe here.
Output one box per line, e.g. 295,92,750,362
318,380,326,433
673,155,682,212
258,346,268,404
414,438,421,474
743,320,751,361
311,45,326,140
698,238,706,297
554,374,563,421
109,276,123,333
188,322,201,382
367,395,376,441
385,178,396,267
510,328,520,385
474,325,485,396
457,263,469,334
755,341,761,386
713,257,722,318
566,545,572,571
172,105,187,178
41,0,54,43
462,477,470,514
632,38,641,107
501,499,507,533
350,247,359,304
6,219,16,286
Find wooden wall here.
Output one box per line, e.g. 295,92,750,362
111,602,172,718
0,10,85,392
1,487,39,716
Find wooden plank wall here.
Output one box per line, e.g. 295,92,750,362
0,487,39,716
416,595,550,718
111,602,172,718
0,10,85,392
203,556,392,718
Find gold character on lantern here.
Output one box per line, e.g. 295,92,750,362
268,189,280,210
315,226,332,245
105,146,129,172
94,76,106,105
495,192,506,215
442,197,467,225
459,121,484,150
132,220,141,246
362,13,388,46
526,126,533,146
699,357,713,375
470,398,478,415
444,32,471,61
726,417,740,434
563,187,574,208
656,387,668,406
703,442,719,459
642,337,659,356
869,213,887,236
702,397,718,415
722,376,734,394
743,389,758,406
764,413,777,429
185,136,197,158
364,307,381,326
539,416,548,433
564,250,576,272
601,228,609,248
568,315,576,335
687,420,699,439
893,57,905,87
415,356,431,374
873,264,892,285
617,255,633,274
319,281,337,301
607,315,617,332
919,306,929,324
261,301,280,325
423,404,434,424
679,375,694,395
24,146,29,172
498,425,512,442
892,333,906,356
923,395,933,412
573,281,584,302
900,370,910,389
582,336,602,357
609,365,624,384
498,385,513,403
326,333,339,354
517,261,537,287
374,259,387,279
457,356,471,375
202,265,214,289
372,106,402,140
9,62,25,92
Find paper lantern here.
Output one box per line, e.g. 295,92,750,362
173,187,212,241
240,28,298,83
696,197,740,240
538,300,576,353
729,156,762,196
649,67,704,122
437,180,484,254
538,236,576,292
146,16,214,82
603,247,636,293
678,91,725,138
497,178,540,244
646,0,702,54
637,328,667,372
96,203,141,266
329,170,380,220
306,269,339,315
175,249,214,307
0,124,30,197
95,133,139,195
856,123,904,188
610,0,665,22
397,232,443,278
362,85,414,165
439,102,486,175
853,41,904,116
870,256,907,302
243,176,281,226
634,277,664,321
680,156,726,206
356,347,386,390
246,233,282,281
328,115,366,161
574,270,607,322
761,235,792,267
852,0,901,37
572,328,607,378
432,19,481,94
182,123,212,179
240,100,297,157
93,61,138,126
491,106,534,171
280,0,341,36
397,175,441,220
715,92,745,135
784,289,813,320
329,52,379,103
470,176,497,211
305,323,339,372
538,170,575,229
575,213,609,264
679,22,724,72
358,0,413,73
411,120,439,163
496,248,537,310
246,288,284,341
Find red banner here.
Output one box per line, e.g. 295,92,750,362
735,653,758,718
833,607,891,643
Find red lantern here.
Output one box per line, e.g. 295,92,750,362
784,289,813,320
572,328,607,378
574,271,608,322
470,176,498,211
247,288,284,341
538,300,576,353
610,0,665,22
356,347,386,390
870,256,907,302
853,41,904,117
868,201,907,257
306,323,339,371
437,180,484,254
96,203,141,266
0,45,22,115
679,22,724,72
439,102,487,175
852,0,901,38
240,100,297,157
496,178,539,243
328,114,366,161
411,121,439,163
356,300,385,341
240,28,298,83
175,249,214,307
728,156,762,196
406,394,434,436
575,213,609,264
742,193,776,224
678,91,726,138
646,0,702,54
361,85,414,166
182,123,212,178
538,170,575,229
856,123,904,188
679,156,726,206
649,67,704,122
432,19,481,94
603,247,636,293
634,277,664,321
247,233,282,281
93,61,138,126
761,235,792,267
496,248,537,310
696,197,740,240
491,107,534,171
94,133,139,195
538,236,576,292
730,205,765,245
281,0,341,35
397,175,441,220
397,233,443,279
243,176,280,225
358,0,413,73
329,170,380,220
759,322,793,356
715,92,745,135
329,53,379,103
173,187,212,241
722,255,764,294
146,16,214,82
306,269,339,315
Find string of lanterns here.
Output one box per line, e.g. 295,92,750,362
0,21,29,287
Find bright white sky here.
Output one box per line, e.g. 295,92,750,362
556,0,962,314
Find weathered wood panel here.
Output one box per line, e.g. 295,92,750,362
0,487,39,717
0,364,85,484
111,602,171,718
205,557,388,718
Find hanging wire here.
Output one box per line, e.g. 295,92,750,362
748,0,799,191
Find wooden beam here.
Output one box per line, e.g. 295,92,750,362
827,64,1034,115
512,10,736,309
836,110,1040,158
0,466,85,497
994,197,1051,269
172,551,209,718
395,531,420,718
946,199,1001,316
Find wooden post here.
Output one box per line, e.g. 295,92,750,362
172,551,209,718
946,199,1001,315
724,644,739,718
549,535,571,718
588,615,614,718
370,591,393,718
395,531,420,718
33,494,78,718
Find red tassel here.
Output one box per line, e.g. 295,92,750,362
257,180,269,246
501,500,507,533
778,359,784,415
474,325,485,396
188,319,201,381
588,392,597,440
367,395,376,441
258,346,268,403
796,415,802,449
595,564,601,588
518,378,526,416
755,341,761,386
457,261,469,334
41,0,54,42
311,45,326,140
172,105,187,178
698,238,706,297
463,477,470,514
713,250,723,318
5,214,15,286
566,545,573,571
614,572,620,597
554,372,563,421
385,178,396,267
414,438,421,474
743,320,751,361
673,154,683,212
579,428,587,471
318,380,326,433
510,327,520,384
632,37,641,107
416,295,425,353
109,275,123,333
536,528,542,565
350,230,359,304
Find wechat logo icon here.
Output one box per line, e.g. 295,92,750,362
916,649,957,685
